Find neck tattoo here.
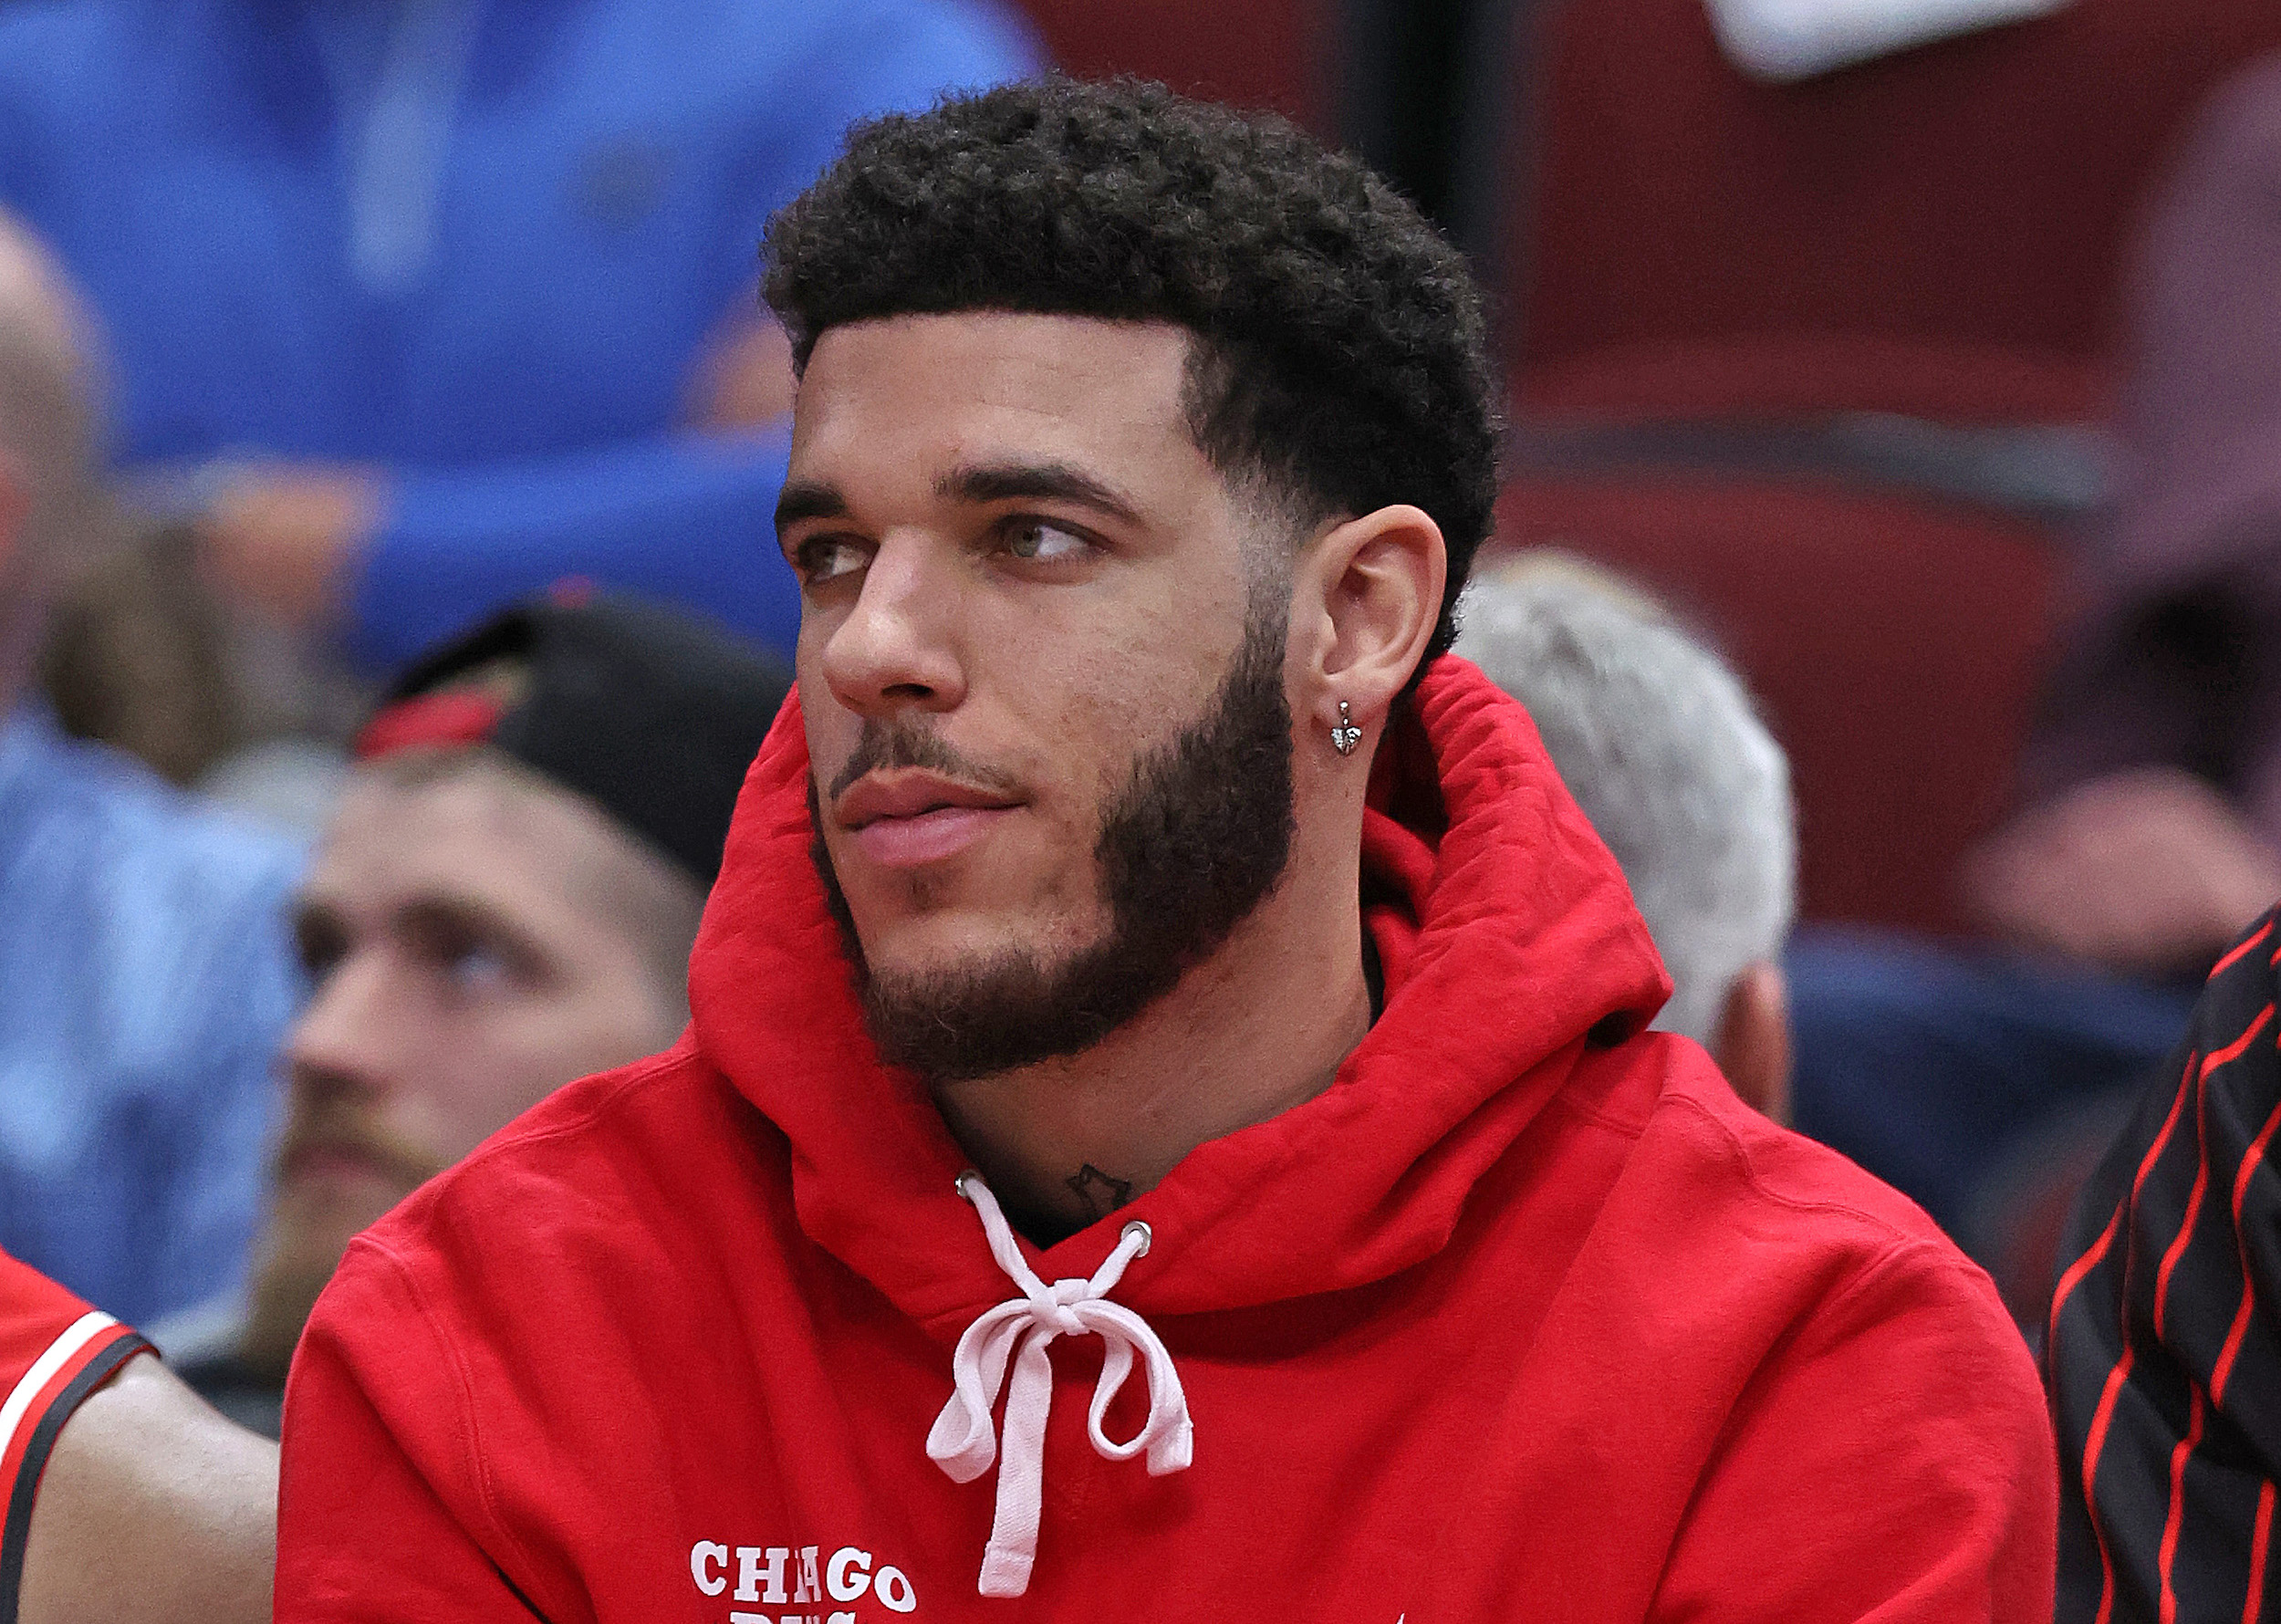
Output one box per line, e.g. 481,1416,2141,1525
1066,1163,1136,1221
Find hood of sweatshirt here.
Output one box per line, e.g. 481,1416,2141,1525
686,654,1671,1336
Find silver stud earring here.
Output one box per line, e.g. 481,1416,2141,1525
1330,701,1361,756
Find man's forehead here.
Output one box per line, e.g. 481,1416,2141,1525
309,763,615,911
790,312,1200,469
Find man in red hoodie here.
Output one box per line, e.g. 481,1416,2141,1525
276,79,2057,1621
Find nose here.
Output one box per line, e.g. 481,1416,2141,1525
817,533,967,721
282,950,403,1109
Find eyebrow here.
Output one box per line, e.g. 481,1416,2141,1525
933,460,1146,526
775,458,1148,544
290,890,554,965
774,480,849,538
393,894,548,960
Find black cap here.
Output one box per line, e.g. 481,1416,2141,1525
355,593,793,886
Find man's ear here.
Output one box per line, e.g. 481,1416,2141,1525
1288,504,1445,750
1713,959,1792,1124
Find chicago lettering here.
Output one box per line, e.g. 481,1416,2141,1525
690,1541,918,1619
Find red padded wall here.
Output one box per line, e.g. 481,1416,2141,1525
1511,0,2281,418
1493,474,2062,934
1010,0,1336,134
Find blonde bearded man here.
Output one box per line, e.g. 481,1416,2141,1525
172,593,789,1433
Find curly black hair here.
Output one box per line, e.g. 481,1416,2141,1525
762,77,1502,679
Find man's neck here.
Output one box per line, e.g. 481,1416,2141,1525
929,871,1373,1246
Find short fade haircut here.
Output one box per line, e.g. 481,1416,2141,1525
1459,557,1797,1046
763,77,1503,678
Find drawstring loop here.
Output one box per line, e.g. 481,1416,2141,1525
926,1171,1194,1598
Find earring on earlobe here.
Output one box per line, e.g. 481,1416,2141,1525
1330,700,1361,756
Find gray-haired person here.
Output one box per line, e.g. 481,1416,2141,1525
1458,555,1797,1120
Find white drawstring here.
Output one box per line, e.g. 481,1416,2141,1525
927,1171,1194,1598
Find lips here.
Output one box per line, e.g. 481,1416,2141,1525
835,770,1023,869
281,1142,411,1196
275,1112,449,1195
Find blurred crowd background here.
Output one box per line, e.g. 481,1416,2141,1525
4,0,2279,1399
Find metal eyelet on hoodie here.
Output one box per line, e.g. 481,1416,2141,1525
927,1174,1193,1598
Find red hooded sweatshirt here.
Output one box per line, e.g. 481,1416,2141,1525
276,658,2057,1621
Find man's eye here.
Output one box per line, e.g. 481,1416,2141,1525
795,536,870,586
1000,519,1092,564
443,942,516,995
297,934,347,985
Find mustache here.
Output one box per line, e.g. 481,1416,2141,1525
273,1096,449,1197
825,719,1024,803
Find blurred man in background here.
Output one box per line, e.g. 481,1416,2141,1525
1783,53,2281,1262
1458,555,1796,1120
169,593,790,1433
0,208,305,1328
1982,51,2281,976
0,0,1035,688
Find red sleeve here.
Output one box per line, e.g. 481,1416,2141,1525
276,1238,554,1623
1651,1242,2059,1621
0,1251,151,1620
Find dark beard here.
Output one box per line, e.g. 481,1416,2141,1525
811,600,1297,1081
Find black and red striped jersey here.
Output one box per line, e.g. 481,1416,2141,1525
2051,909,2281,1622
0,1251,147,1624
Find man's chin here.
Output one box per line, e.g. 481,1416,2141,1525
843,883,1097,971
858,929,1164,1082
